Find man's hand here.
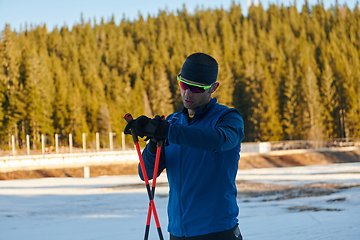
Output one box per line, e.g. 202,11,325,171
124,115,169,141
124,115,153,138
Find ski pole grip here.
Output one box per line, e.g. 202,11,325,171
123,113,138,143
156,115,165,147
124,113,133,122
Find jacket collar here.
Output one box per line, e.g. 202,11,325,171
182,98,217,122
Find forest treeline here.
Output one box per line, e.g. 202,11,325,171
1,1,360,149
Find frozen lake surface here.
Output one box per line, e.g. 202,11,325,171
1,163,360,240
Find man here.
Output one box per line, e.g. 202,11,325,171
125,52,244,240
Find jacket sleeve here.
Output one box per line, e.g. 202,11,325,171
138,142,166,181
168,110,244,153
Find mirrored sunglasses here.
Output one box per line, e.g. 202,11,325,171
177,74,212,93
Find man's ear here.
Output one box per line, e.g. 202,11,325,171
210,82,219,93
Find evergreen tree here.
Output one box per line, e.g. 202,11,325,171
0,25,22,143
282,59,298,140
301,47,324,141
346,46,360,137
147,63,173,116
319,55,336,138
51,55,69,138
216,59,234,107
20,32,54,147
259,65,283,141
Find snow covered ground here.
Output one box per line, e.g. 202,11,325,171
1,163,360,240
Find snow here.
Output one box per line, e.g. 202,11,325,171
237,162,360,185
1,163,360,240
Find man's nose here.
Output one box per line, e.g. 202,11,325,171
184,88,192,96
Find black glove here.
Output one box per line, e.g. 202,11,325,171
124,115,170,141
124,115,151,138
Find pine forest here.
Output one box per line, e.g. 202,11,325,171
1,1,360,150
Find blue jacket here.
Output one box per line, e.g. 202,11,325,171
140,98,244,237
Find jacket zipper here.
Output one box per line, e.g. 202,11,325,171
179,145,184,236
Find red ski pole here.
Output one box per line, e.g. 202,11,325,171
123,113,164,240
145,140,163,240
145,115,164,240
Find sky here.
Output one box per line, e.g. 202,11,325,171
0,0,358,33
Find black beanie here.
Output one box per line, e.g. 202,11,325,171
180,53,218,85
